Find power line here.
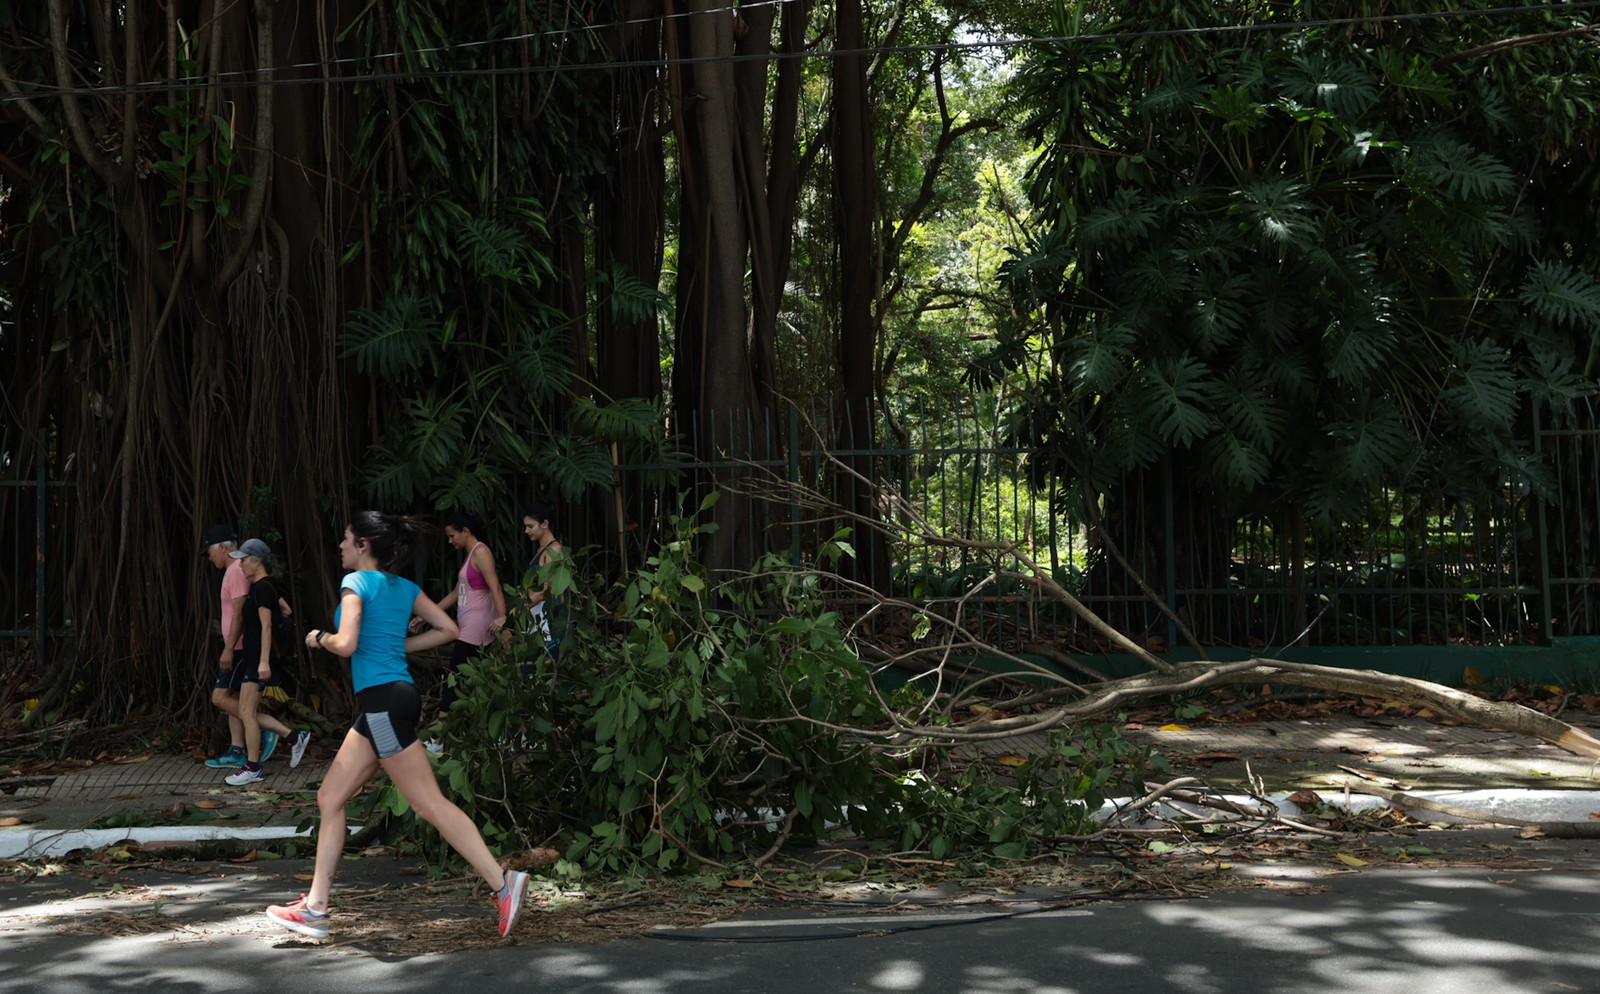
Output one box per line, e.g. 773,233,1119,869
2,0,1596,106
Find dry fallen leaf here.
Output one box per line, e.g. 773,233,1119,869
194,800,228,810
1185,751,1239,764
723,879,755,889
1334,853,1369,867
1286,790,1323,811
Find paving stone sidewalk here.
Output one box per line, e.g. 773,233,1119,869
2,752,327,835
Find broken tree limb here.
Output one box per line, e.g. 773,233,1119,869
1162,788,1345,838
901,657,1600,760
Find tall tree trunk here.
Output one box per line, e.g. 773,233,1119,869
596,3,667,571
669,0,804,575
832,0,892,595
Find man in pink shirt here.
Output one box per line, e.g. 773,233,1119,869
201,524,284,768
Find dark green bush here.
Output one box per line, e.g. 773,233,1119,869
371,496,1163,874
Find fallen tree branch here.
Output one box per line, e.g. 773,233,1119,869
1163,789,1344,838
1331,780,1538,828
1101,776,1202,826
915,657,1600,761
753,807,800,867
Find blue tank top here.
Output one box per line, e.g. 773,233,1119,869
335,571,420,692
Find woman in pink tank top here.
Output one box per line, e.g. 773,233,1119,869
427,512,508,748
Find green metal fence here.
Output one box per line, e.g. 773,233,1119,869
11,399,1600,668
595,400,1580,654
0,428,73,669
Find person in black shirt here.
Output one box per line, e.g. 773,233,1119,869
223,539,311,785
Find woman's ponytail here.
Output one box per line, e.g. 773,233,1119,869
350,510,435,573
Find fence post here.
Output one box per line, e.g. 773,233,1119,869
788,405,801,565
1163,451,1178,651
1532,404,1554,644
35,428,47,670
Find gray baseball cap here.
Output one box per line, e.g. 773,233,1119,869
228,538,272,560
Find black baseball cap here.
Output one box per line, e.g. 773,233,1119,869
199,524,236,555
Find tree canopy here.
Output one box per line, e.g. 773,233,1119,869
1003,0,1600,527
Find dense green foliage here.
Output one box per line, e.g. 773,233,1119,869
337,2,664,513
369,499,1158,871
1003,0,1600,526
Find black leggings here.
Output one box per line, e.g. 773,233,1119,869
438,640,486,715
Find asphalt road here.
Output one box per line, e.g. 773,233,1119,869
4,831,1599,994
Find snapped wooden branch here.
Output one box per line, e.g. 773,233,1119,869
901,657,1600,762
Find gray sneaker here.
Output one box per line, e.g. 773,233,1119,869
225,765,266,787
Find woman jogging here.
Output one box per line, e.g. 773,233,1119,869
264,511,528,940
424,511,508,751
520,503,564,657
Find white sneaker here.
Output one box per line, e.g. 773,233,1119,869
424,738,445,754
225,765,266,786
289,730,312,769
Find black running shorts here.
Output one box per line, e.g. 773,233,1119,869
352,680,422,759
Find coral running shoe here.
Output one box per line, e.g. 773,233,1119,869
265,895,329,939
493,870,529,938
